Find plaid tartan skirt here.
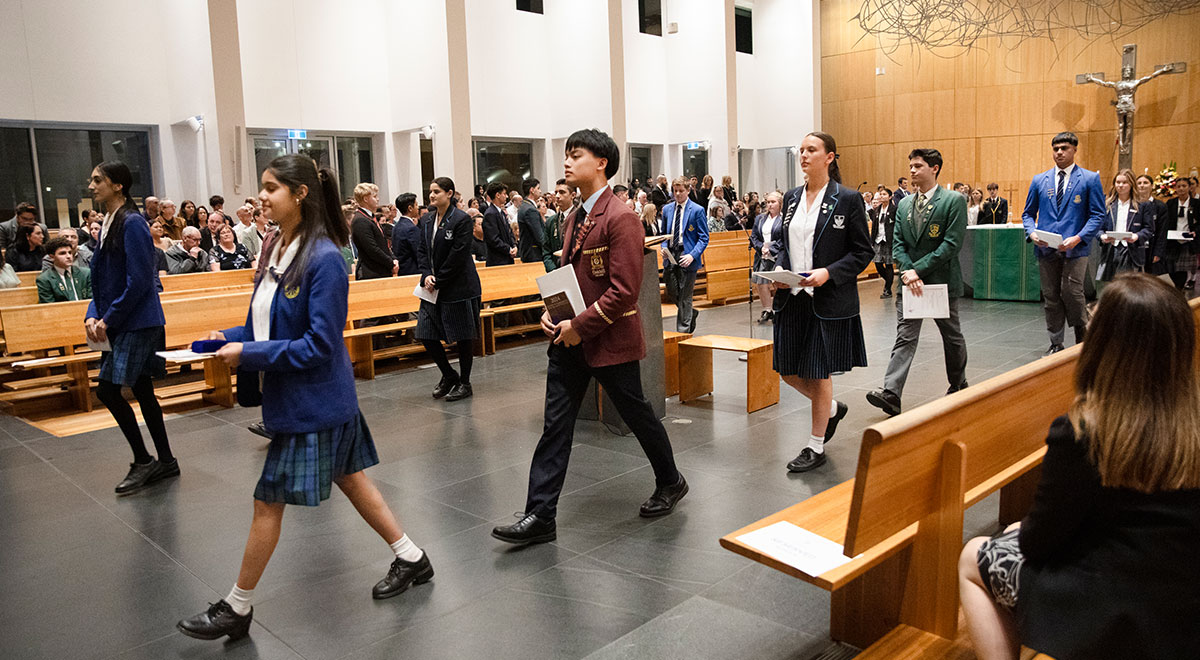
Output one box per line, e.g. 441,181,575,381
98,326,167,387
873,240,893,265
254,411,380,506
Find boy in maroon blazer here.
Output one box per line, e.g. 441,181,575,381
492,129,687,545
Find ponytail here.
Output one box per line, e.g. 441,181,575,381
806,132,843,185
317,168,348,247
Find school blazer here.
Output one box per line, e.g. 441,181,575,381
482,204,515,266
1021,166,1106,259
517,200,545,264
1160,198,1200,265
659,199,709,272
222,239,358,434
86,213,166,334
36,266,92,303
750,212,784,258
390,218,423,276
980,196,1009,224
560,188,646,368
1102,202,1154,269
893,187,968,297
417,206,482,303
868,200,897,252
350,209,392,279
773,181,874,320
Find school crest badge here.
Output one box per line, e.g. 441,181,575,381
929,224,941,238
284,285,300,299
1073,194,1081,204
833,215,846,229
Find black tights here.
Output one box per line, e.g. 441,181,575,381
422,339,474,384
97,376,174,465
874,262,894,292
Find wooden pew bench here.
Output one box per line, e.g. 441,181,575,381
678,335,778,413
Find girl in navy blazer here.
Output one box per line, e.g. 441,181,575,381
771,132,874,474
1097,169,1154,282
178,156,432,642
415,176,482,402
85,161,177,496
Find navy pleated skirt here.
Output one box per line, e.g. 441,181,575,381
772,291,867,379
415,296,481,343
254,411,380,506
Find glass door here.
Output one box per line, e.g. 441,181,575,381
296,136,334,172
253,137,288,184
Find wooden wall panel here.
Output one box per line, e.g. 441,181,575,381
821,0,1200,199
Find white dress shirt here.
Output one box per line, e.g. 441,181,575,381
761,214,781,258
1115,200,1131,234
788,183,828,294
251,236,301,342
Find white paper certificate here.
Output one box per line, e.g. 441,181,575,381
902,283,950,319
736,521,855,577
1031,229,1063,248
752,270,808,287
413,283,438,304
156,349,216,362
1168,230,1194,242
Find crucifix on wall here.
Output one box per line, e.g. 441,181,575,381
1076,44,1187,171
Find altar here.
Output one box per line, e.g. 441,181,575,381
967,225,1041,301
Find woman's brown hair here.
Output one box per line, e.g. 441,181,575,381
1069,273,1200,492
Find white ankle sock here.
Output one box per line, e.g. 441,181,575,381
829,399,839,417
806,434,825,454
226,584,253,616
390,534,423,562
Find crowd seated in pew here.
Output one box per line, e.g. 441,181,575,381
722,273,1200,659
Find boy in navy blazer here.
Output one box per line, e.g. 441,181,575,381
1021,132,1106,354
659,176,709,332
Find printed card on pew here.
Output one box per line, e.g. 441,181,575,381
536,265,585,323
736,521,857,576
902,283,950,319
413,283,438,304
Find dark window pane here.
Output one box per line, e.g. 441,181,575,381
639,0,662,36
735,7,752,54
516,0,543,14
0,128,37,223
629,147,651,189
34,128,152,228
474,141,533,194
336,136,373,200
419,137,435,204
683,148,708,179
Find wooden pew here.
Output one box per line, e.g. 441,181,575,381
476,262,550,353
720,297,1200,657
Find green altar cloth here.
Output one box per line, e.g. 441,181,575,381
969,225,1040,301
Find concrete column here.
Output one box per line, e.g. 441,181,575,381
608,0,628,183
723,0,739,182
206,0,251,200
443,0,474,189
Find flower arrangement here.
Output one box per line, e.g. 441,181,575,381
1154,162,1178,198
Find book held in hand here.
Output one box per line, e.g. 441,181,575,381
536,265,585,324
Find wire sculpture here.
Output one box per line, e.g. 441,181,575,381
855,0,1200,54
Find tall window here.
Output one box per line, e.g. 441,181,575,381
0,128,37,224
735,7,753,54
419,137,435,204
516,0,543,14
639,0,663,36
336,136,374,202
683,148,708,179
474,141,533,193
629,146,651,189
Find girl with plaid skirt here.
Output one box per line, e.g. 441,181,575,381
178,156,432,642
85,161,178,495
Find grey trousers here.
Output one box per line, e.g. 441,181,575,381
663,264,697,333
1038,253,1089,346
882,295,968,397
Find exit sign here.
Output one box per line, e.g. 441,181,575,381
287,129,307,140
685,141,703,150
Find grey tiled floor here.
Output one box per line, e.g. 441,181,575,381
0,279,1051,660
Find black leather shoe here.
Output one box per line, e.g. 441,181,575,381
824,401,848,443
492,512,557,544
150,459,181,484
115,460,160,494
764,310,773,322
866,389,902,417
177,600,252,641
372,552,434,600
689,309,699,333
1044,344,1064,356
1073,326,1086,344
787,448,827,473
445,382,473,401
947,381,968,395
247,421,272,439
432,375,459,399
639,475,688,518
880,290,892,299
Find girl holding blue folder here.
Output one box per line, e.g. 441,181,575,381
177,155,431,642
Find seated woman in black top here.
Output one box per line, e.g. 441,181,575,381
959,272,1200,660
208,224,255,271
10,224,46,272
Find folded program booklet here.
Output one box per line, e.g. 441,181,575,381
537,265,585,324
